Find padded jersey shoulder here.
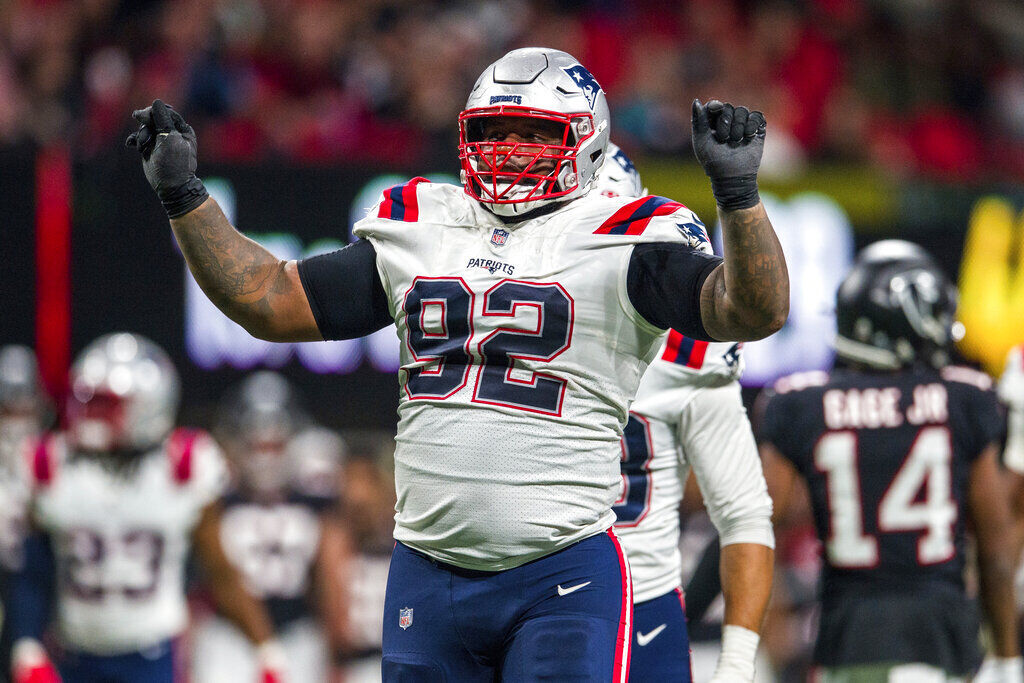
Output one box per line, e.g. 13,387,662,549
355,179,483,236
558,193,711,251
653,333,743,380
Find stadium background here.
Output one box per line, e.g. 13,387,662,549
2,0,1024,680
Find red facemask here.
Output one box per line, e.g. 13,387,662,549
67,390,128,452
458,106,594,208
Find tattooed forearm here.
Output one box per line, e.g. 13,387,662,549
169,198,319,341
700,202,789,341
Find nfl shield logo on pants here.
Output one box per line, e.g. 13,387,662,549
491,229,509,246
399,607,413,630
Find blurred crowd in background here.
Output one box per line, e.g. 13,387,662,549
3,0,1024,179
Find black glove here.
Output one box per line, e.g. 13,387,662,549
691,99,766,211
125,100,209,219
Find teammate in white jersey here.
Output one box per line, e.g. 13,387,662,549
129,46,789,680
1000,345,1024,482
192,373,351,683
988,345,1024,683
6,334,284,683
0,347,50,574
613,335,774,682
0,347,51,679
595,150,774,681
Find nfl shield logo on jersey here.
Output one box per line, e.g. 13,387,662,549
491,228,509,246
399,607,413,630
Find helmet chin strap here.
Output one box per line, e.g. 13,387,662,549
479,177,556,218
474,157,585,221
483,197,570,224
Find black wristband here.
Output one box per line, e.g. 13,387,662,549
160,176,209,219
709,173,760,211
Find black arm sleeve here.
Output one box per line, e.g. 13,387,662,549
683,535,722,623
627,242,723,341
296,239,393,341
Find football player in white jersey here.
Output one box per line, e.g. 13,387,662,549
6,334,285,683
0,347,50,572
595,149,774,681
612,334,774,683
0,347,51,678
128,46,789,680
192,372,351,683
989,345,1024,683
1001,345,1024,489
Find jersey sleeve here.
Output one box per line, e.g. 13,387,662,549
296,239,393,341
187,433,231,508
964,384,1005,463
613,200,722,341
626,243,722,340
757,389,796,464
998,347,1024,474
677,382,774,548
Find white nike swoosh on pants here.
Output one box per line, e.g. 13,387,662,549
636,623,667,647
556,581,592,596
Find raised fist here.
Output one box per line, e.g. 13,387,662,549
125,99,208,218
691,99,766,211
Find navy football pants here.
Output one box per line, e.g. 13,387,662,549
628,588,692,682
60,640,175,683
382,529,632,682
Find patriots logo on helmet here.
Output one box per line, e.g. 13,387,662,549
676,220,709,248
562,65,602,111
611,148,637,175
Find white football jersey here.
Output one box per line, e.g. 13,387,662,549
1000,345,1024,474
0,467,29,572
0,428,35,571
29,429,228,655
613,334,774,603
353,180,712,570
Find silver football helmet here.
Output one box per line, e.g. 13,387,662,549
67,333,180,452
215,371,308,495
0,345,50,467
594,142,646,198
287,426,347,498
459,47,611,217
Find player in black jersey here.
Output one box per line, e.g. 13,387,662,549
759,241,1021,681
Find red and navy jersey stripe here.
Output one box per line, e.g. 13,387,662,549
378,177,429,222
167,428,200,484
594,196,686,236
661,330,708,369
32,435,56,485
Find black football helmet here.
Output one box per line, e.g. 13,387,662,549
835,240,959,371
